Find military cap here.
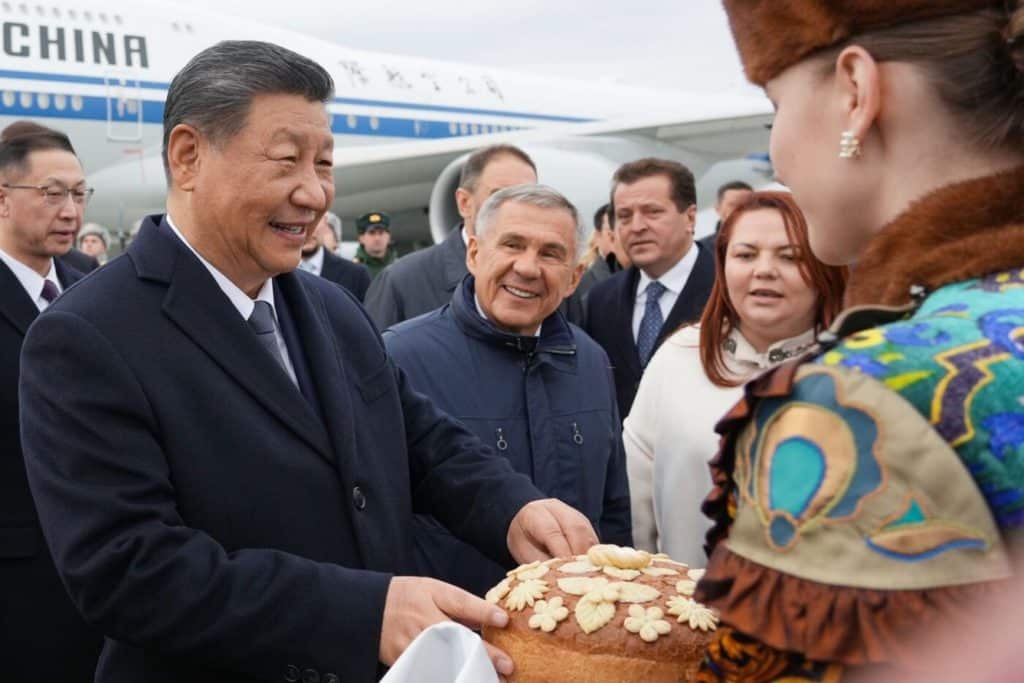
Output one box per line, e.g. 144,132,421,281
356,211,390,234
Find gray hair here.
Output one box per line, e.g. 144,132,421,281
162,41,334,179
475,184,587,262
324,211,342,240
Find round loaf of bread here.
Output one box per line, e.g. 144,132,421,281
481,545,716,682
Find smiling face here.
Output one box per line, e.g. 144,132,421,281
613,174,695,279
170,93,335,296
724,208,818,350
467,200,584,335
0,148,84,275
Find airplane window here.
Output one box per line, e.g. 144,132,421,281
185,23,193,33
346,114,357,129
19,92,32,108
459,123,469,135
369,116,380,131
18,3,27,14
67,8,76,18
448,122,457,135
52,6,60,17
71,95,83,111
35,4,43,15
54,94,66,110
472,124,480,135
1,2,9,12
83,10,92,20
0,91,12,107
37,93,49,110
171,22,179,31
113,13,122,24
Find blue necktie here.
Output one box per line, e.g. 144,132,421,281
637,281,666,367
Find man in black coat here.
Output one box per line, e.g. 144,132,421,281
363,144,538,329
19,41,597,683
585,158,715,419
0,121,103,680
60,246,100,272
300,211,371,301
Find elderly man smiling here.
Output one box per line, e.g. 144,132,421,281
384,184,632,596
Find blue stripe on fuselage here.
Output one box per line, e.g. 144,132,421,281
0,67,593,123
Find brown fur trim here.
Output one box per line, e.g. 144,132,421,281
723,0,998,85
844,166,1024,308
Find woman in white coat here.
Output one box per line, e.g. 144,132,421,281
625,191,847,563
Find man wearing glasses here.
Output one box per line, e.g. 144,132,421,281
0,121,102,680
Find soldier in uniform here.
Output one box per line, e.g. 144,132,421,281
353,211,397,279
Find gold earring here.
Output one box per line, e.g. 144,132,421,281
839,131,861,159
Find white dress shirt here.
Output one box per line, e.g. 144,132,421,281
165,215,298,385
631,242,699,342
0,246,61,311
299,246,324,276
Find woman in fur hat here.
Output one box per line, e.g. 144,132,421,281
694,2,1024,680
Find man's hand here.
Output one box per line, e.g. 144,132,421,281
507,498,599,564
380,576,514,678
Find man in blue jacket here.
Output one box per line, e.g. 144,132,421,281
385,184,632,596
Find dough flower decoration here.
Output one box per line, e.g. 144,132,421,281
509,560,550,581
528,597,569,633
676,579,696,597
624,604,672,643
666,596,719,632
505,579,549,611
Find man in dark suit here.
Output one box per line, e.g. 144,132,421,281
363,144,537,329
0,121,103,680
584,158,715,418
18,41,598,683
60,246,100,272
300,211,371,301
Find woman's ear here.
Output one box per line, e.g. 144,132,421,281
833,45,883,143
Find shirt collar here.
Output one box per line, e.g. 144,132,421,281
724,326,817,370
165,214,275,319
0,245,58,306
636,240,698,300
302,245,325,272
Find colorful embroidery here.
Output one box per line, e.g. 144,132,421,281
695,627,843,682
969,268,1024,293
816,275,1024,531
740,372,884,550
866,495,989,561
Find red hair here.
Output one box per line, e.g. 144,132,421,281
698,191,848,387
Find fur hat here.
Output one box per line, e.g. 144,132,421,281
722,0,1000,85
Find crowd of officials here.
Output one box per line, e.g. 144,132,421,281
2,0,1024,680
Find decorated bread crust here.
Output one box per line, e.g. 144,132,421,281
482,545,716,682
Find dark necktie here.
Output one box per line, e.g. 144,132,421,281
40,279,60,305
637,281,667,367
247,301,290,374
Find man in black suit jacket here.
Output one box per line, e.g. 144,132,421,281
0,121,103,680
585,158,715,419
300,212,371,301
19,42,597,683
60,246,100,272
364,144,538,329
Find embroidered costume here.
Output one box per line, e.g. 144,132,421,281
695,168,1024,680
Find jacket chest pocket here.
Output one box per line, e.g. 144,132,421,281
456,417,532,478
548,409,615,521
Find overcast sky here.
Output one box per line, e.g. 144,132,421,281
166,0,756,96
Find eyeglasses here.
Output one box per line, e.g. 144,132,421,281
1,183,95,207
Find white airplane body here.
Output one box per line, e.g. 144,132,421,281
0,0,774,245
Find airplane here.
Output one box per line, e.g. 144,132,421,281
0,0,774,250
